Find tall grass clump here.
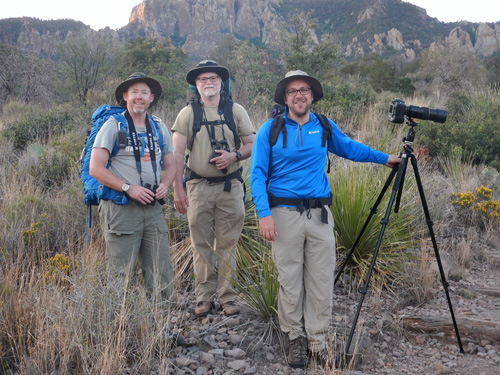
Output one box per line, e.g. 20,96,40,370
0,249,177,374
234,219,279,321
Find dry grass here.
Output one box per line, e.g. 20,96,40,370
0,246,177,374
400,244,439,307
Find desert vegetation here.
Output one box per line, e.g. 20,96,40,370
1,14,500,374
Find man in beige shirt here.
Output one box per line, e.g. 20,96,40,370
172,60,255,317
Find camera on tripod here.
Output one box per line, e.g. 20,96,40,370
388,98,447,124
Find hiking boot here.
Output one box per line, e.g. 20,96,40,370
222,301,240,316
194,301,212,317
288,336,308,369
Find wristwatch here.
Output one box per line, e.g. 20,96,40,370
121,182,130,193
235,151,242,161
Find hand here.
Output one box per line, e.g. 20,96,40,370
209,149,236,171
259,215,277,241
154,182,168,200
173,187,189,214
127,185,156,205
385,154,401,168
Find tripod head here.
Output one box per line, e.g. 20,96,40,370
402,116,418,153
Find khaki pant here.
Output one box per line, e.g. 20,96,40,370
271,206,335,351
186,178,245,304
99,199,174,299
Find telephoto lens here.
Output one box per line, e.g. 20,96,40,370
388,98,447,124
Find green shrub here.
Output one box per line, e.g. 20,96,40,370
314,79,376,123
29,148,74,189
2,104,88,149
28,133,84,189
418,88,500,169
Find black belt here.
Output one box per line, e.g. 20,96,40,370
268,192,332,224
184,167,243,192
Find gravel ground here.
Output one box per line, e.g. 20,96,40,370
165,244,500,375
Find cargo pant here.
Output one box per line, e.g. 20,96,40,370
186,178,245,305
99,199,174,300
271,206,336,352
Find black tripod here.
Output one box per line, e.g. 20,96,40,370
334,117,465,364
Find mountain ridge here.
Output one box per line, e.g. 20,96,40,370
1,0,499,60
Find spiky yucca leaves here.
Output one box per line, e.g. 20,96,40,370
234,223,279,320
329,160,419,291
232,167,279,320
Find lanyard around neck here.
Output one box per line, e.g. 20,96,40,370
124,110,159,186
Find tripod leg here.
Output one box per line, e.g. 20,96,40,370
334,165,399,286
409,155,465,353
339,155,409,364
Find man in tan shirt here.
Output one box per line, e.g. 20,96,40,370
172,60,255,317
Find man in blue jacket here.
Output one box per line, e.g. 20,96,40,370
250,70,400,369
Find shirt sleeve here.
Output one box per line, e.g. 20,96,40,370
327,119,389,165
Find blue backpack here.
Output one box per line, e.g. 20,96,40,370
81,105,129,206
80,104,163,238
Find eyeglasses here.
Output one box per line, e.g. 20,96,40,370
196,76,220,83
285,87,311,97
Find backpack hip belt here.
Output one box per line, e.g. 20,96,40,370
268,192,332,224
184,166,243,192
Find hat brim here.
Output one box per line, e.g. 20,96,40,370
274,75,323,106
186,66,230,85
115,77,162,108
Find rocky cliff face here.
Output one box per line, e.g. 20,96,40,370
2,0,499,61
475,23,500,56
124,0,500,60
0,18,88,57
127,0,285,58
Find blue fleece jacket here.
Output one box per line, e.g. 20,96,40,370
250,111,389,219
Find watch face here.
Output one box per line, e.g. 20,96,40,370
122,183,130,192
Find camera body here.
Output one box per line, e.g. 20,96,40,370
388,98,447,124
143,183,166,206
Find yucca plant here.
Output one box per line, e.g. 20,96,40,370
234,223,279,320
232,167,279,320
329,160,420,291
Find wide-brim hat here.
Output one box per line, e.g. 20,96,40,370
186,60,230,86
115,72,162,108
274,70,323,106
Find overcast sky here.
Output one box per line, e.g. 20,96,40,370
1,0,499,31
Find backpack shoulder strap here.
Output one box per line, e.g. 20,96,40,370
312,112,332,173
188,95,241,151
109,112,127,158
220,95,241,149
268,113,287,148
313,112,332,148
188,98,202,151
148,115,164,153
